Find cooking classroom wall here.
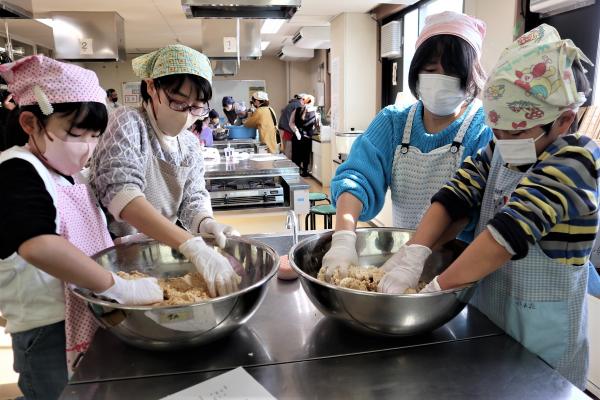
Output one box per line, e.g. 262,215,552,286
464,0,520,76
82,56,317,115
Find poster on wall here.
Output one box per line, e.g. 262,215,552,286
122,81,142,106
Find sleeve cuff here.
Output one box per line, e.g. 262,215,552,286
486,225,516,256
431,188,471,221
488,212,529,260
108,186,145,222
192,213,214,233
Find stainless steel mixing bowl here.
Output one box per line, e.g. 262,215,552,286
70,236,279,350
288,228,476,335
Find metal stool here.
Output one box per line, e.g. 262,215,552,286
305,192,331,229
306,204,336,230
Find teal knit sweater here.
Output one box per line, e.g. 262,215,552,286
330,100,493,242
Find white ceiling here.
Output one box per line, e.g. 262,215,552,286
27,0,410,55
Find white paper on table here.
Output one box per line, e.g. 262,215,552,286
161,367,277,400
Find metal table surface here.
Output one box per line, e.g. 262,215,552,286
64,233,585,398
70,282,501,384
62,335,586,400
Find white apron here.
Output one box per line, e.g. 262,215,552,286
110,109,191,237
471,148,589,389
391,101,480,229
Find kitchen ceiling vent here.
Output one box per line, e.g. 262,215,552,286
52,12,126,62
530,0,595,17
276,45,313,61
381,20,401,59
182,0,300,19
0,0,32,19
201,19,262,60
292,26,330,49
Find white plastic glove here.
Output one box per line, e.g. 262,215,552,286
95,272,163,305
377,244,432,294
179,237,240,297
293,128,301,140
419,275,442,293
199,218,240,248
321,231,359,282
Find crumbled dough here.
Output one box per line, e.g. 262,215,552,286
117,271,212,306
317,265,426,294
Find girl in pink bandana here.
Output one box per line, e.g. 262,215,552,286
0,55,162,399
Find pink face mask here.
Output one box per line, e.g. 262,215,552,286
33,130,97,176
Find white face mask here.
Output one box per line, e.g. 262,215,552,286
417,74,466,116
494,131,546,166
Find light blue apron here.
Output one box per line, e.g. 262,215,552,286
470,148,589,389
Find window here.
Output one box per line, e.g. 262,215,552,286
391,0,465,105
402,9,419,96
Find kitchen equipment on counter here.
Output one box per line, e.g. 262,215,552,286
289,228,475,335
201,147,220,164
228,126,257,139
213,128,228,141
212,139,261,155
207,177,285,208
70,236,279,350
335,129,363,162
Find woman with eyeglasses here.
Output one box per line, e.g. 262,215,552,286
90,45,241,298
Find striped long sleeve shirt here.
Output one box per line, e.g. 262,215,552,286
432,133,600,266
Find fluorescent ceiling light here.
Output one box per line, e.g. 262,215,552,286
261,19,285,34
261,41,270,51
36,18,54,28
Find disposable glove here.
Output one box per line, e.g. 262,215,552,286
179,237,241,297
419,275,442,293
95,272,163,305
377,244,432,294
199,218,240,249
320,231,359,282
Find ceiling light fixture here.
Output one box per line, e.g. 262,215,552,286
36,18,54,28
260,19,285,34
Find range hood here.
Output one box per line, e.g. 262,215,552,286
201,19,261,60
212,60,238,76
0,0,32,19
182,0,300,19
52,12,126,62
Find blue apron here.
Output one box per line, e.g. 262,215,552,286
470,149,589,389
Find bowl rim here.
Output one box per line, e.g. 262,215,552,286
70,235,280,310
288,227,473,298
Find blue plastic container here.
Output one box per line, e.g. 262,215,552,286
228,126,257,139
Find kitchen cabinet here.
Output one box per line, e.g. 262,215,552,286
310,138,331,186
588,294,600,396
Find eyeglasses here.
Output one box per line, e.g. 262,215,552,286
163,91,210,117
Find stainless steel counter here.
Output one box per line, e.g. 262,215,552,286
62,336,586,400
61,233,586,399
205,157,299,179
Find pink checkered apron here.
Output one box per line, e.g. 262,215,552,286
53,176,114,374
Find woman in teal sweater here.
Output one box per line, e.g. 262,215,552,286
322,11,493,279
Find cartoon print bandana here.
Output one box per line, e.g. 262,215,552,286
483,24,592,131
